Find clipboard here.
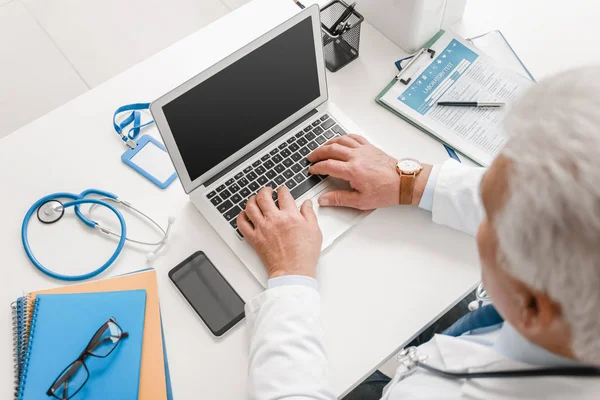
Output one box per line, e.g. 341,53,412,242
376,30,535,166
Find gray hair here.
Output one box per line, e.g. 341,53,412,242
497,66,600,363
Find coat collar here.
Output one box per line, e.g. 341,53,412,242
429,326,599,400
492,322,580,367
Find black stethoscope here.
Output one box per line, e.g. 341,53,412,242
397,345,600,379
399,285,600,379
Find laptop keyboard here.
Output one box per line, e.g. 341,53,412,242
205,114,347,238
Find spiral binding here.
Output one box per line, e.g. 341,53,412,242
16,295,38,400
11,300,19,400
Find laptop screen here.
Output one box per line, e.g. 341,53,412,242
161,15,321,182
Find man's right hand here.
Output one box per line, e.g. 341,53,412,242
237,187,322,279
308,134,432,210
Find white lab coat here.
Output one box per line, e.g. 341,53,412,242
245,160,600,400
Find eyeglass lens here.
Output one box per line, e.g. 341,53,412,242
88,320,124,357
49,360,89,400
47,319,127,399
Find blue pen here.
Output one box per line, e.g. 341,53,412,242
445,146,461,162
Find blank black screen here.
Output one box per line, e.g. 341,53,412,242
170,253,244,335
162,16,320,181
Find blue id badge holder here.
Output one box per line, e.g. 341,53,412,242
114,103,177,189
121,135,177,189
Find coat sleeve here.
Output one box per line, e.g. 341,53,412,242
246,285,336,400
431,159,487,237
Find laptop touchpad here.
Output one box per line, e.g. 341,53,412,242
309,179,364,249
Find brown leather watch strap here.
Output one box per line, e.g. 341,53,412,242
400,173,416,205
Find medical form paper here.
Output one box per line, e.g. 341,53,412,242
380,32,533,166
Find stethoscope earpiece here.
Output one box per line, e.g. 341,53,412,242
468,300,481,311
469,282,492,311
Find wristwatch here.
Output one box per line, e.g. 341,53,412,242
396,158,423,205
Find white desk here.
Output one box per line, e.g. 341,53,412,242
1,0,597,398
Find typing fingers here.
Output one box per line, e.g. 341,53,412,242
347,134,369,145
277,185,296,212
255,187,278,217
244,195,264,224
237,211,254,238
300,199,318,224
321,135,362,148
307,143,352,163
329,135,362,148
308,159,352,181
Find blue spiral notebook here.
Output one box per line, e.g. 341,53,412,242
12,269,173,400
12,297,29,392
17,290,147,400
12,317,174,400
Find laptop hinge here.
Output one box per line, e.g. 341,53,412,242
203,109,319,187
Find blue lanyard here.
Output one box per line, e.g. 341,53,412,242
113,103,154,149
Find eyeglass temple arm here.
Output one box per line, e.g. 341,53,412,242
86,321,112,352
91,332,130,350
62,380,69,400
47,362,78,396
86,317,128,354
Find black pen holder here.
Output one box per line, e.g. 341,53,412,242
320,0,364,72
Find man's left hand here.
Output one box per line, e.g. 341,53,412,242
237,186,323,279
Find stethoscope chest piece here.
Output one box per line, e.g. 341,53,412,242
395,346,429,378
37,200,65,224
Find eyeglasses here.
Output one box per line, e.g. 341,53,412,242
46,317,129,400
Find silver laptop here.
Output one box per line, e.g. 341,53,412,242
151,5,368,287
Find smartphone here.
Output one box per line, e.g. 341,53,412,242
169,251,245,337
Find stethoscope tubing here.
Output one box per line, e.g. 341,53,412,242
74,189,119,228
417,361,600,379
86,198,167,246
398,347,600,380
22,194,127,281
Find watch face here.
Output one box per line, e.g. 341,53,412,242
398,158,422,174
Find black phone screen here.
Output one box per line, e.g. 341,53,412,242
169,251,245,336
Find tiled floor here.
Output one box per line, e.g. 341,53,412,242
5,0,599,139
0,0,249,139
0,0,88,137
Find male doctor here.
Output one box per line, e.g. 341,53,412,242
236,67,600,399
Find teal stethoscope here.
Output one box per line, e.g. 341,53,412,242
22,189,174,281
